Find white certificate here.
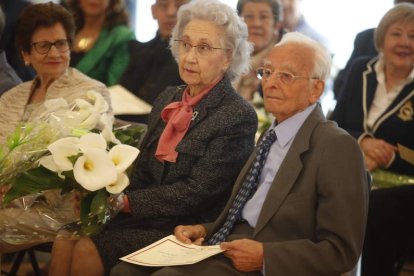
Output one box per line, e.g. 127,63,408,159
120,235,224,267
398,143,414,166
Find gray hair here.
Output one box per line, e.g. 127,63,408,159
375,3,414,51
275,32,332,81
170,0,253,81
236,0,283,22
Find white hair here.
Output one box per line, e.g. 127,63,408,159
170,0,253,81
276,32,332,81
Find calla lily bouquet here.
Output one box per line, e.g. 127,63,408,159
0,91,145,236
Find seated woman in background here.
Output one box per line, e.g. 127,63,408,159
233,0,284,102
330,3,414,276
68,0,135,86
0,2,112,253
48,0,258,275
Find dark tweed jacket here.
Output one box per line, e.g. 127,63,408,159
93,76,258,270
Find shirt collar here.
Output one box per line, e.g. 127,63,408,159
271,104,316,148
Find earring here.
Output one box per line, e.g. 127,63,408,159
25,61,31,67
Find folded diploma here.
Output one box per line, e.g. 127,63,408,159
120,235,224,267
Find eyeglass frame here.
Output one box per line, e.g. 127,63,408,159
174,39,230,57
31,39,71,55
242,13,274,23
256,67,320,85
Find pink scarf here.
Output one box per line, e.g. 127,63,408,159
155,81,219,163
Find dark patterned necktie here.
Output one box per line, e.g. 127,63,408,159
206,129,277,245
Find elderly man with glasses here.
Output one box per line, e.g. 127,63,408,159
128,32,369,276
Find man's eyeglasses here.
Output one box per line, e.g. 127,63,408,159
31,39,71,55
174,39,229,57
256,67,319,85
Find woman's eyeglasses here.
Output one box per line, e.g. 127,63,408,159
31,39,71,55
256,67,319,85
174,39,229,57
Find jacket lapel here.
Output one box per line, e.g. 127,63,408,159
254,105,325,235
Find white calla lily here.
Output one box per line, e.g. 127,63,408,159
75,98,93,110
78,133,107,152
109,144,139,173
99,113,120,144
87,90,109,113
79,112,100,130
73,148,117,191
48,137,80,171
106,173,129,194
39,155,59,172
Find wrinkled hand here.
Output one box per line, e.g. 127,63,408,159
360,137,397,167
174,225,207,245
221,239,264,272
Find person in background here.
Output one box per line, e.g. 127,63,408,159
0,2,112,253
233,0,284,102
68,0,135,86
111,32,369,276
333,0,414,99
0,6,21,95
118,0,188,124
329,3,414,276
282,0,331,52
0,0,34,81
48,0,258,275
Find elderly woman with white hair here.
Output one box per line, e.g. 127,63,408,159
48,0,258,275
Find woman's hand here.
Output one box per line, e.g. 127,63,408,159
174,225,207,245
365,155,379,172
360,137,397,168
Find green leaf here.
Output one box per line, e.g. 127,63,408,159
80,192,95,224
3,166,67,204
90,189,109,223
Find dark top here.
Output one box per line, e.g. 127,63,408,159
0,51,21,95
92,76,258,271
119,33,184,106
0,0,35,81
331,56,414,176
333,28,377,99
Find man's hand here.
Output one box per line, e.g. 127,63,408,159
221,239,264,272
174,225,207,245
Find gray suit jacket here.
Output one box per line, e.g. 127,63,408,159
204,104,369,276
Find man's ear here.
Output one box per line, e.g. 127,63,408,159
310,79,324,104
151,4,157,20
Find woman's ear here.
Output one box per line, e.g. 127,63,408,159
21,50,31,66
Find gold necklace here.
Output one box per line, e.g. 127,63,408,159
77,37,93,51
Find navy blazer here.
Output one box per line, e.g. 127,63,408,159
331,56,414,176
